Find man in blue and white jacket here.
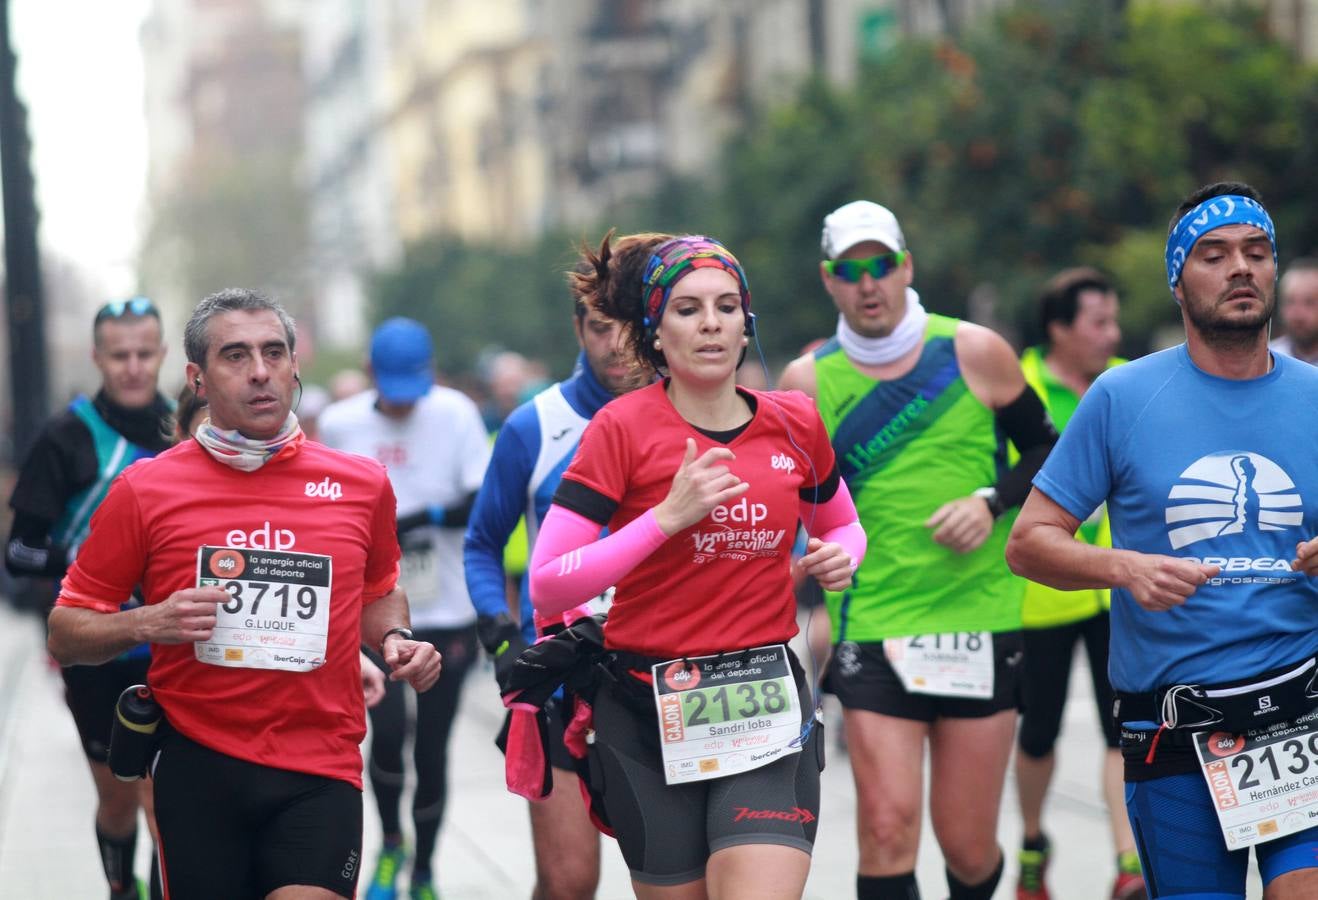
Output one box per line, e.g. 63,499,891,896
465,291,643,899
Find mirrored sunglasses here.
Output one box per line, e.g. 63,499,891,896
95,296,159,324
824,251,908,284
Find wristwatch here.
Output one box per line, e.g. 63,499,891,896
972,486,1006,520
379,626,414,655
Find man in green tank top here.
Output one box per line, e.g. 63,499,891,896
1011,269,1145,900
780,201,1057,900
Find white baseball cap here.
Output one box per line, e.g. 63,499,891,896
821,200,906,258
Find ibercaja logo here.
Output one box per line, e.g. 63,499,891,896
209,549,246,580
1205,732,1246,758
664,661,701,692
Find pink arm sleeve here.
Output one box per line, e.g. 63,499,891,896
800,478,867,567
529,504,669,616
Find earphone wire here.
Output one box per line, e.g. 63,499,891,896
750,323,828,746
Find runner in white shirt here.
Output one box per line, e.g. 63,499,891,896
318,318,491,900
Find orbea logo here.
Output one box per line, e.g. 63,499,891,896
770,453,795,474
1165,452,1302,550
226,521,296,551
305,477,343,501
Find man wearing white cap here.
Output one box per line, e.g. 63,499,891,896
318,317,490,900
780,201,1057,900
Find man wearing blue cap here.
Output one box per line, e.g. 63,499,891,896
318,317,490,900
1008,182,1318,897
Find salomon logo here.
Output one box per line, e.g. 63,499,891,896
1165,452,1302,550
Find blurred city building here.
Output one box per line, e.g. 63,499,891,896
138,0,307,347
301,1,398,349
134,0,1318,355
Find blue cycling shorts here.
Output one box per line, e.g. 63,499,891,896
1126,772,1318,898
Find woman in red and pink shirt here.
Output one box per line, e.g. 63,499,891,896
530,235,865,900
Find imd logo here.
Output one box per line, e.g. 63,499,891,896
1165,452,1302,550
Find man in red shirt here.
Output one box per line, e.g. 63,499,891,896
48,288,441,900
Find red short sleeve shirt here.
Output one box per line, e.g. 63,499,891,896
57,439,400,788
561,382,836,658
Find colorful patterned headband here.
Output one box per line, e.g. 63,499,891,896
642,236,752,331
1166,194,1276,290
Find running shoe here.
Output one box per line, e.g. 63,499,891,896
1015,840,1051,900
1111,850,1147,900
409,878,439,900
364,844,409,900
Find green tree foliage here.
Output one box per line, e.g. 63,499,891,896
369,0,1318,372
623,0,1318,359
140,151,309,319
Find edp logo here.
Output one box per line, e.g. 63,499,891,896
305,477,343,500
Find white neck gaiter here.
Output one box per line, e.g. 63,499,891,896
194,413,304,472
836,287,928,366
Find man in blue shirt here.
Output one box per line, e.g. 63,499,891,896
1007,182,1318,898
464,232,661,899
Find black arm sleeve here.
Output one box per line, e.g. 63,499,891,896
551,478,619,527
439,490,477,528
993,385,1058,510
6,415,95,579
5,511,69,578
799,464,841,504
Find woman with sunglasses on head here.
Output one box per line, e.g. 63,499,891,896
527,235,866,900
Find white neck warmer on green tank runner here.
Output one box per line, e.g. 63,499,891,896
835,287,928,366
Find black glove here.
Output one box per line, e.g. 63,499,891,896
396,507,436,539
477,613,529,693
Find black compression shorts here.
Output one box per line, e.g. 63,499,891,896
152,728,362,898
587,667,822,886
825,631,1024,721
60,654,151,763
1018,613,1119,757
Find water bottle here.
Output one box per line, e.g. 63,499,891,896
108,684,162,781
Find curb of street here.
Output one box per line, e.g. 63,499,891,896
0,606,39,843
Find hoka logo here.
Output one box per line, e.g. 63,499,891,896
1165,452,1303,550
733,806,816,824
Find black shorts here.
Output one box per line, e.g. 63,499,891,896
152,728,363,898
60,654,151,763
825,631,1023,721
1019,612,1119,757
587,666,822,886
